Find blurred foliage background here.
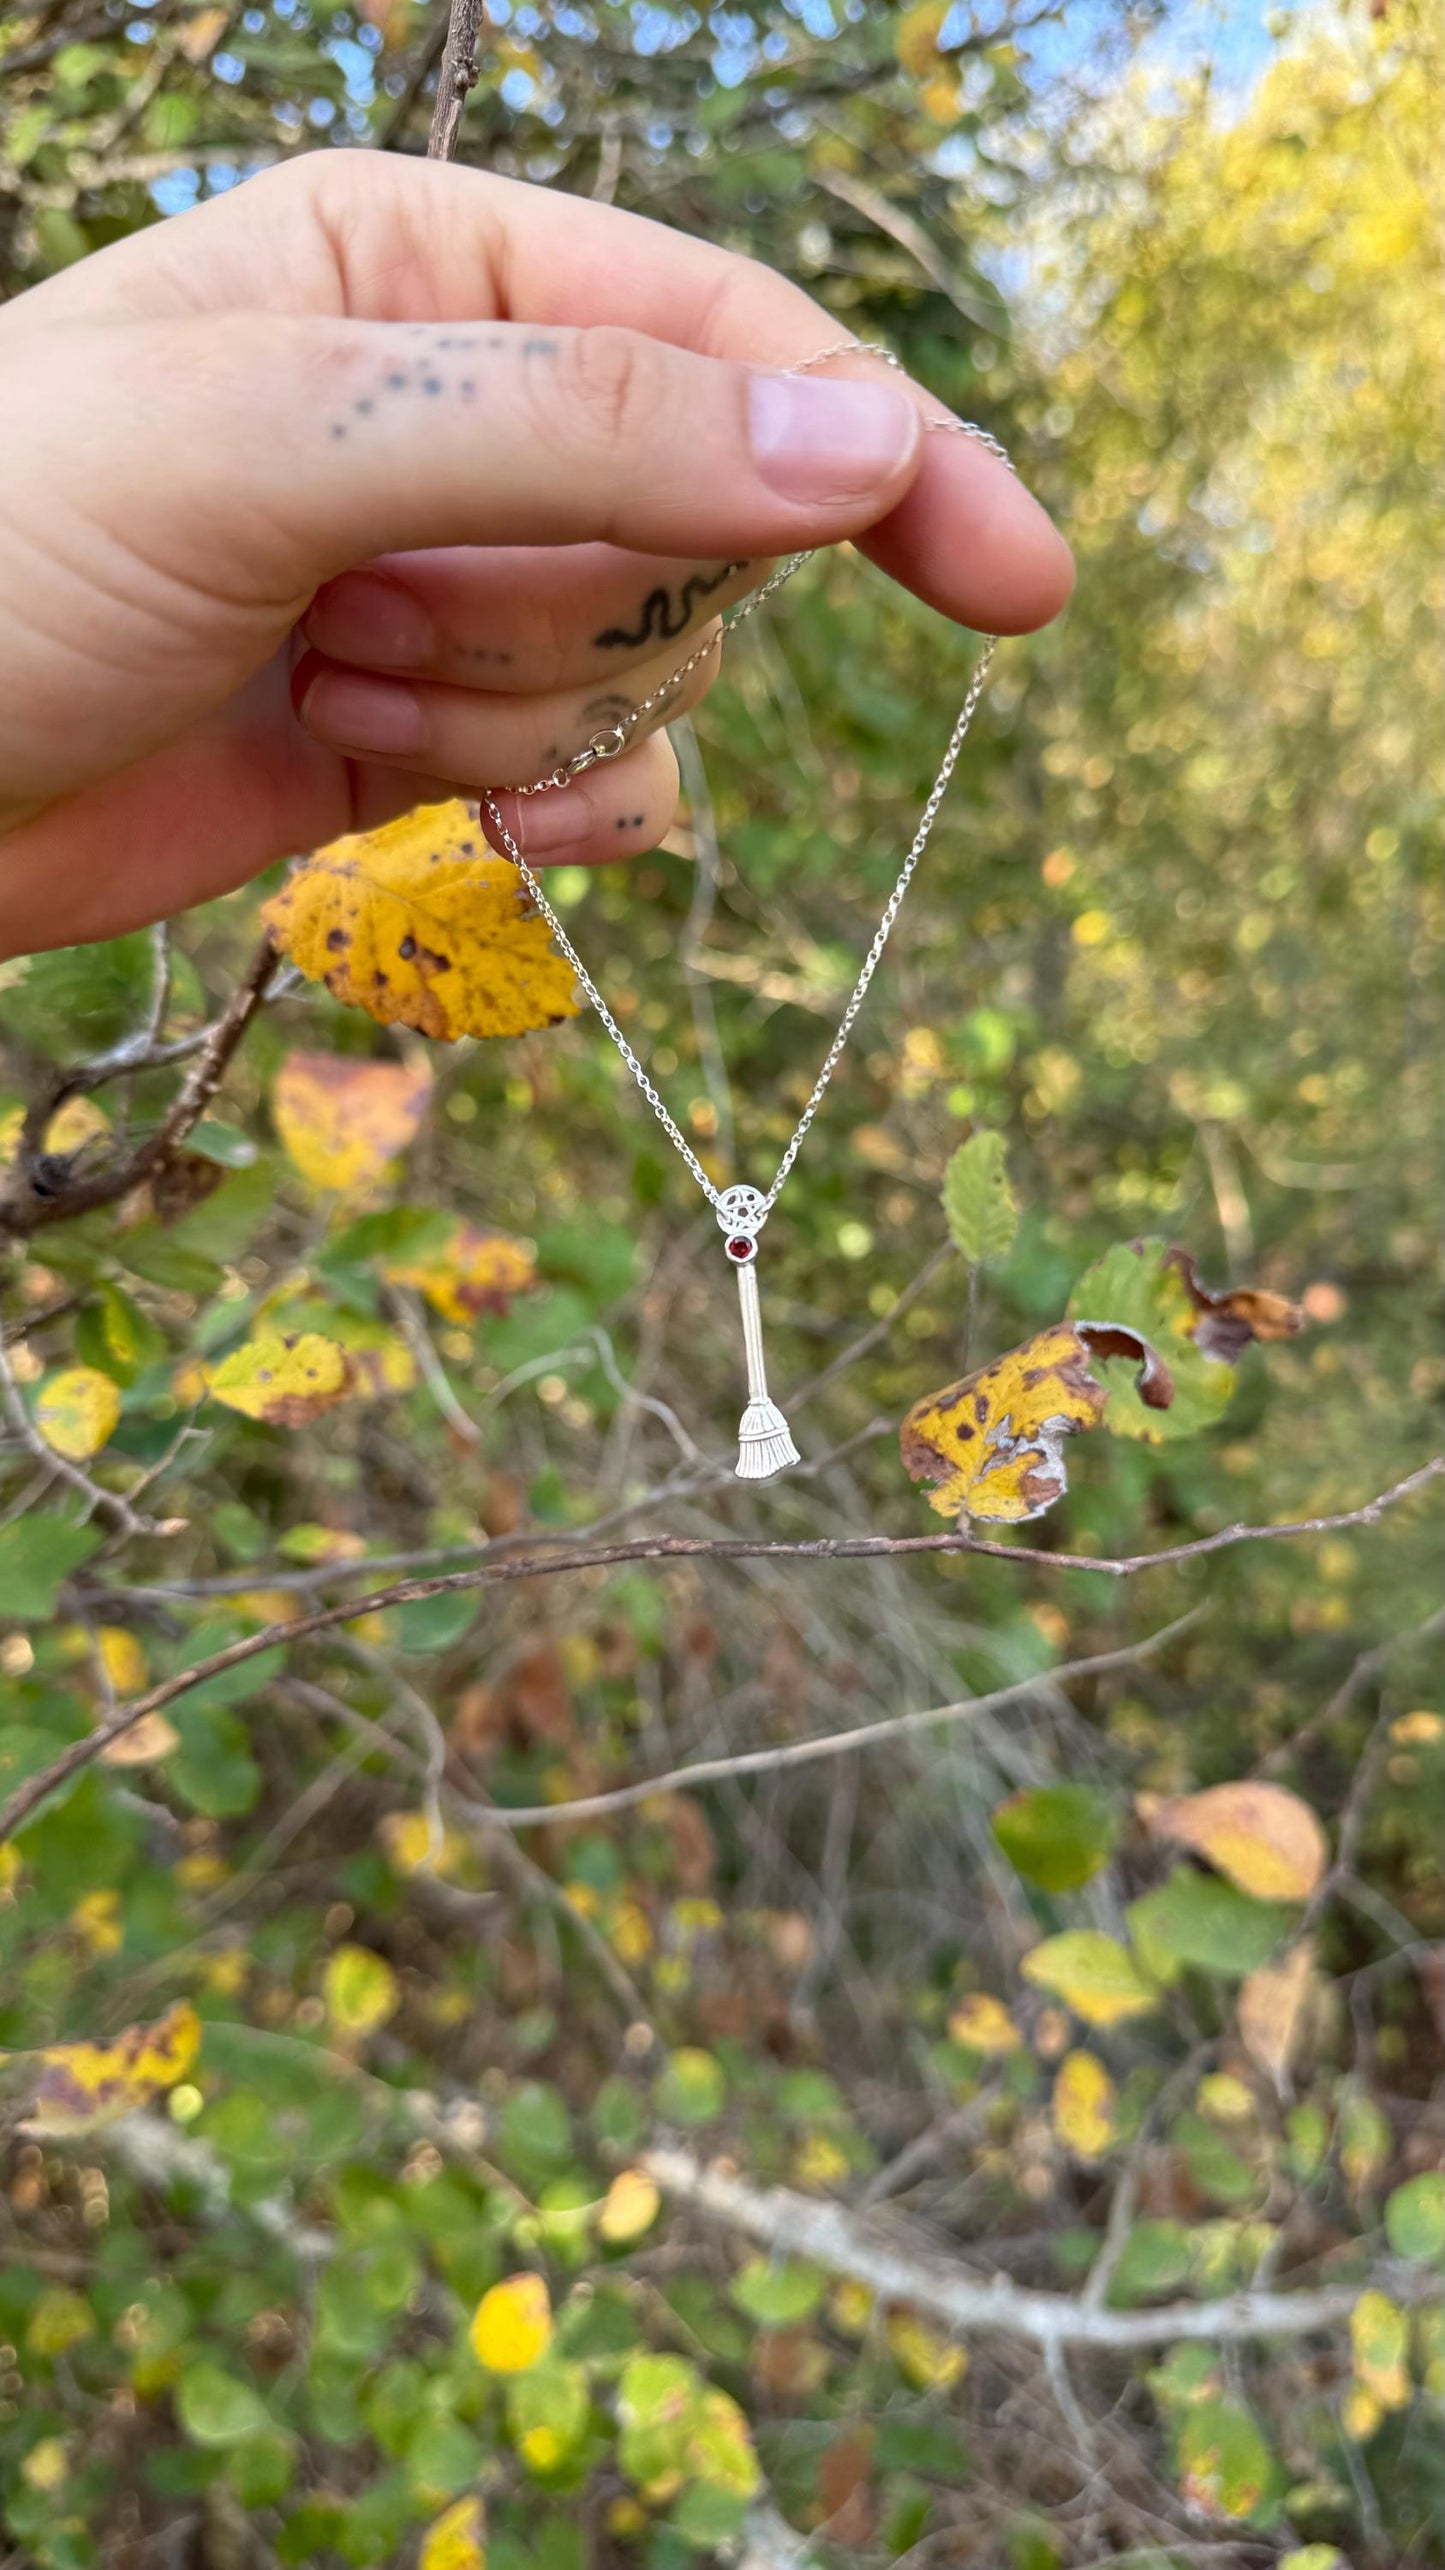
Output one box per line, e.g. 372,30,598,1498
0,2,1441,2566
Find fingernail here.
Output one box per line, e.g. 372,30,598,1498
299,669,427,756
748,373,919,503
506,787,591,855
304,571,436,671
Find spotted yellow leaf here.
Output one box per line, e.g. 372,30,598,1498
1351,2288,1411,2412
1147,1782,1327,1901
1021,1930,1156,2028
35,1366,121,1461
202,1332,352,1426
263,799,581,1042
900,1321,1172,1524
419,2495,486,2570
947,1992,1022,2054
384,1219,537,1323
6,2001,200,2135
470,2272,552,2374
273,1048,433,1192
322,1943,400,2039
1052,2049,1117,2158
599,2169,662,2244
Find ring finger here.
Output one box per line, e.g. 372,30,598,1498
292,615,720,791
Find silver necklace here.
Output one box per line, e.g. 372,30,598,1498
484,343,1011,1480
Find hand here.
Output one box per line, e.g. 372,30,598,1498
0,153,1072,960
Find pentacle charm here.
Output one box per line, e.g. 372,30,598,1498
715,1188,799,1481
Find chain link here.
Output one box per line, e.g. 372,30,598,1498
483,340,1013,1221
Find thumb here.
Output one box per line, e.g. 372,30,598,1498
86,313,925,605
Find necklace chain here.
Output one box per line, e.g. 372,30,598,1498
483,341,1012,1222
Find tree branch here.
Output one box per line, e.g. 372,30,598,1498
641,2148,1444,2354
426,0,486,161
4,1458,1438,1846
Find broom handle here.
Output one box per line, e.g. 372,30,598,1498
736,1255,769,1404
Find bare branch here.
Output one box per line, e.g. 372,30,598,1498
4,1457,1438,1846
642,2148,1445,2353
427,0,486,161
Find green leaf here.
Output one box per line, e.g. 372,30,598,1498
0,1516,103,1621
499,2082,574,2185
1176,2396,1279,2522
669,2483,751,2547
1172,2111,1256,2208
395,1593,479,1655
168,1702,261,1819
1127,1870,1292,1984
730,2260,825,2326
1067,1236,1235,1441
177,2361,273,2448
1020,1930,1155,2027
1385,2172,1445,2261
942,1130,1017,1263
992,1784,1117,1891
653,2048,727,2125
74,1281,167,1386
1104,2220,1193,2306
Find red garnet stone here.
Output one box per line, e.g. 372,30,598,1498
725,1236,755,1263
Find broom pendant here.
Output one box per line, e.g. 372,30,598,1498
716,1187,799,1481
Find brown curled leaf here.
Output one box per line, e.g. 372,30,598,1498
1163,1246,1306,1364
900,1320,1173,1525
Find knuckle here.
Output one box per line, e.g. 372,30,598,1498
557,326,660,451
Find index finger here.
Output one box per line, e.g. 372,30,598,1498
33,154,1071,638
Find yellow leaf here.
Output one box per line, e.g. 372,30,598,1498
1,1095,110,1165
1351,2289,1411,2412
202,1332,352,1426
895,0,948,77
1237,1941,1317,2088
322,1943,400,2039
35,1366,121,1461
947,1992,1022,2054
1021,1930,1156,2028
885,2311,967,2390
1341,2383,1382,2441
263,799,581,1042
70,1889,122,1956
470,2273,553,2374
599,2170,662,2244
273,1048,433,1192
900,1321,1172,1524
1052,2049,1117,2158
96,1625,147,1694
8,2001,200,2135
1147,1782,1327,1901
1390,1710,1443,1746
384,1219,537,1324
419,2495,486,2570
179,4,229,62
27,2289,95,2357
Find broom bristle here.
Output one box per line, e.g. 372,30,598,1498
735,1397,800,1481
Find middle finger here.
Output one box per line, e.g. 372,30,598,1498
303,543,763,696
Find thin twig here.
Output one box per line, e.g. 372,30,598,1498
426,0,486,160
6,1454,1440,1843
